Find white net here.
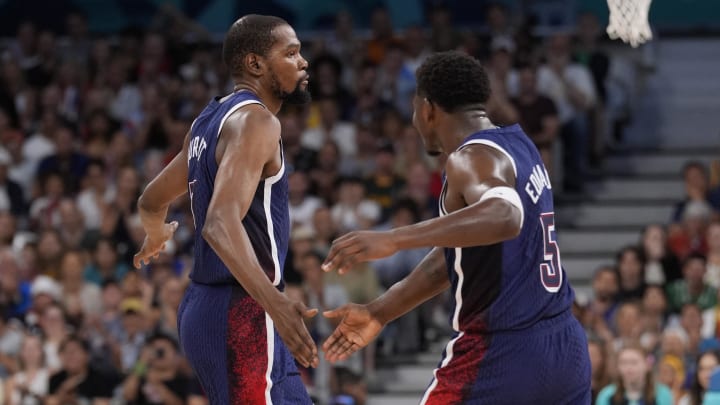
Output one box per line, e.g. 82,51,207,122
606,0,653,47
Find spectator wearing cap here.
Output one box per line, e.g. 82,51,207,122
0,147,25,218
116,298,149,373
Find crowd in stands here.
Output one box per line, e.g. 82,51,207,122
0,2,717,405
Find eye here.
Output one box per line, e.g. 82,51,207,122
288,51,297,57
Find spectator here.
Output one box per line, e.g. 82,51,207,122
116,298,149,374
57,250,102,324
46,335,118,405
289,171,324,231
301,96,356,159
679,350,720,405
364,143,405,220
36,126,88,195
538,33,597,192
0,250,32,320
617,246,647,302
595,343,673,405
0,310,23,378
4,333,49,405
331,177,381,233
641,224,682,285
330,367,366,405
666,254,716,313
0,147,25,218
588,338,611,404
702,222,720,286
673,162,719,222
657,354,686,405
585,266,619,338
83,237,130,285
38,305,68,372
122,332,191,405
75,159,114,232
511,63,559,178
669,201,712,261
485,38,519,126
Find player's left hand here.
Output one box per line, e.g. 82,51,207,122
133,221,178,269
321,231,397,274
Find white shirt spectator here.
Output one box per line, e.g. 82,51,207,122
289,196,324,230
301,122,356,158
537,64,597,124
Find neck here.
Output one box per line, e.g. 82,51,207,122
232,78,282,114
438,110,496,153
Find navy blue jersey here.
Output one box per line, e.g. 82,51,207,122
439,124,574,334
187,91,289,289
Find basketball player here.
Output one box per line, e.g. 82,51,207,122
133,15,316,404
321,52,591,404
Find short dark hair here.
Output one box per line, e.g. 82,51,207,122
415,51,491,113
223,14,289,76
59,334,90,353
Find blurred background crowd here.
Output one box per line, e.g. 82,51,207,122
0,0,719,404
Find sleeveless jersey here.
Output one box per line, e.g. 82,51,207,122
186,91,289,289
439,124,574,334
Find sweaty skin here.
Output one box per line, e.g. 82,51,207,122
134,23,319,368
322,97,523,362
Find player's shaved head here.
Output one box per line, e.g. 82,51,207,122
223,14,289,76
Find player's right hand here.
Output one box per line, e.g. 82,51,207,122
322,304,383,363
133,221,179,269
268,297,319,368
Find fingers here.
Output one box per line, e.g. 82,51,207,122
133,250,151,269
322,232,355,272
322,306,348,320
324,333,360,362
290,326,318,368
295,301,318,319
323,238,364,273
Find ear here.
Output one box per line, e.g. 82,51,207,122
422,97,435,125
244,54,265,77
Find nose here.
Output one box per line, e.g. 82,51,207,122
299,53,308,71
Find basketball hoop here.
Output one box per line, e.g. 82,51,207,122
606,0,653,48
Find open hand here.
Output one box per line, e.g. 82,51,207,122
322,231,398,274
322,304,383,362
133,221,178,268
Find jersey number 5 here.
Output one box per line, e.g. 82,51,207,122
539,212,563,293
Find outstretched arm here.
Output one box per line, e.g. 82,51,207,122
323,247,448,362
134,133,191,267
322,145,523,274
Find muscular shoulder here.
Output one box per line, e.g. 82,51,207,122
221,104,280,144
445,143,515,186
